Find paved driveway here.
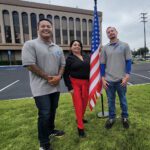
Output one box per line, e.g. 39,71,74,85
0,63,150,100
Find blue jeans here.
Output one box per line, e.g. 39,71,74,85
106,80,128,119
34,92,60,146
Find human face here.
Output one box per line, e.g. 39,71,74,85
38,20,53,41
70,41,81,54
106,27,118,41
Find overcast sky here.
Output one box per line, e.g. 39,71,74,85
24,0,150,50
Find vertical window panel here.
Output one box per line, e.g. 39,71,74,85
76,18,81,41
3,10,12,43
47,15,52,22
22,12,29,42
62,16,68,44
12,11,21,43
31,13,37,39
54,16,61,44
88,19,92,45
82,19,87,45
39,14,44,20
69,17,74,42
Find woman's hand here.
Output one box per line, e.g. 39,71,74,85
69,89,74,95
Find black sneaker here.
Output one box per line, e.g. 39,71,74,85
122,118,129,129
78,128,86,138
39,143,52,150
105,119,115,129
83,119,88,123
50,129,65,137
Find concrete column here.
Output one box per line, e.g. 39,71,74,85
60,16,63,45
19,12,24,44
74,18,76,40
52,16,55,43
80,18,83,43
67,17,70,45
28,13,32,40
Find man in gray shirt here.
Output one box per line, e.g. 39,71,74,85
22,19,65,150
100,26,132,129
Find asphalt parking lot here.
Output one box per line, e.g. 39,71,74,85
0,63,150,100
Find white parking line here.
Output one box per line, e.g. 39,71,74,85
127,82,133,85
131,73,150,80
0,80,20,92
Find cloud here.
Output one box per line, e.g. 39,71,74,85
24,0,150,50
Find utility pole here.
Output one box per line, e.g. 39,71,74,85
140,13,148,59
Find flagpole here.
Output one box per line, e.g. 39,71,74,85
94,0,108,118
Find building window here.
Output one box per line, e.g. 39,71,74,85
82,19,87,45
88,19,93,45
76,18,81,41
54,16,61,44
62,16,68,44
39,14,45,20
3,10,12,43
0,25,2,43
69,17,74,43
22,12,29,42
47,15,52,22
12,11,21,43
31,13,37,39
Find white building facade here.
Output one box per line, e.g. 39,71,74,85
0,0,102,64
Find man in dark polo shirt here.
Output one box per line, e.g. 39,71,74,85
22,19,65,150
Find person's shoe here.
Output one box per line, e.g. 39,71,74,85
82,119,88,123
105,119,115,129
39,143,52,150
50,129,65,137
78,128,86,138
122,118,129,129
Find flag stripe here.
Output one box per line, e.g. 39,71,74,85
88,2,102,110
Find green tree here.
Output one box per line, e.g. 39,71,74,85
137,47,149,57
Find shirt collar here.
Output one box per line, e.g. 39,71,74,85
37,37,55,46
108,39,119,46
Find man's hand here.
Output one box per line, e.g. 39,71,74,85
121,74,130,86
102,77,109,89
48,75,61,85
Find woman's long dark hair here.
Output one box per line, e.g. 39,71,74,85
70,40,83,54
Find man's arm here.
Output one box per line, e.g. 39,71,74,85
47,66,65,85
27,64,49,81
58,66,65,78
121,59,132,86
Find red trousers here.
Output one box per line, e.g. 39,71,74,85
70,77,89,129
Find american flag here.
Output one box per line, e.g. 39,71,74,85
89,1,102,110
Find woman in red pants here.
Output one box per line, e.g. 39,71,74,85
63,40,90,138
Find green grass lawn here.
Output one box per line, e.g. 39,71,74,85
0,84,150,150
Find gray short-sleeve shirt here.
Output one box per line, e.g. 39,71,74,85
100,40,132,82
22,38,66,97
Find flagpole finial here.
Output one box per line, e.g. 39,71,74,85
94,0,97,5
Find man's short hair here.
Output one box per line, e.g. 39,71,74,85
106,26,117,32
37,18,53,28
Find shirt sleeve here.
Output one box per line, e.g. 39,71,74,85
100,47,106,64
63,57,73,91
100,64,106,76
59,48,66,67
125,60,132,74
22,41,36,66
125,43,132,60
